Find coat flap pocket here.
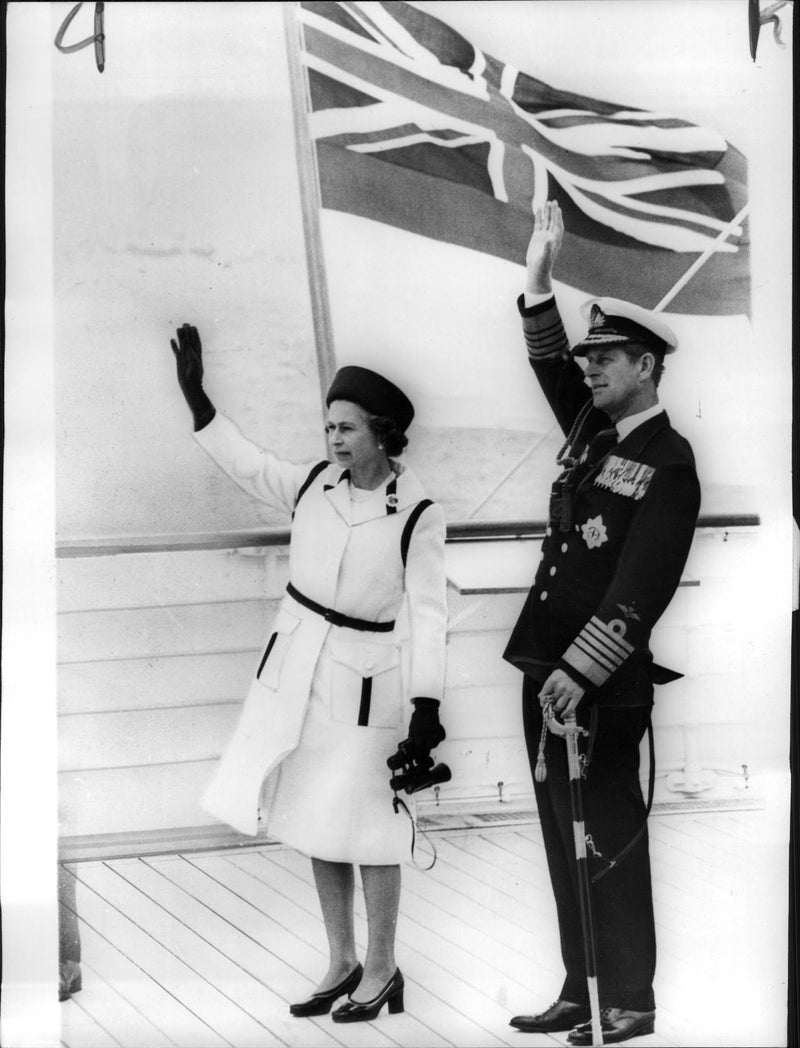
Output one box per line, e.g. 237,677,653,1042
329,638,400,678
256,609,301,691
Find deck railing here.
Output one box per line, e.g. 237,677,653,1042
55,512,764,856
55,514,760,558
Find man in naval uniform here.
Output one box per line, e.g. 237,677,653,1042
504,201,701,1045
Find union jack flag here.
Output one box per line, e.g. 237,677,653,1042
297,1,749,315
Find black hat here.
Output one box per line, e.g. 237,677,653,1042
326,366,415,431
571,297,678,358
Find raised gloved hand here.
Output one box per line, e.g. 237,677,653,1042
407,697,446,762
170,323,216,431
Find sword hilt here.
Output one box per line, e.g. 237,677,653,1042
544,704,587,739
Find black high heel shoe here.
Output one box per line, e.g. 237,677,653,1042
331,968,404,1023
289,964,363,1017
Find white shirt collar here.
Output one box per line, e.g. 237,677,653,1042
615,403,664,441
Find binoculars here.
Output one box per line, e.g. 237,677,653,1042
549,476,575,533
387,739,452,795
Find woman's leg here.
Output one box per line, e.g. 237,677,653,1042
354,863,401,1000
311,858,360,990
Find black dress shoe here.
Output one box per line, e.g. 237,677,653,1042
567,1007,655,1044
510,999,590,1032
331,968,404,1022
289,964,363,1017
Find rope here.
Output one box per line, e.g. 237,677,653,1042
555,400,594,470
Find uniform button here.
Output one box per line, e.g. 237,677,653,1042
561,543,568,553
546,526,552,537
364,659,375,670
540,591,548,601
549,566,557,576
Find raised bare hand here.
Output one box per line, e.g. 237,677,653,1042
525,200,564,295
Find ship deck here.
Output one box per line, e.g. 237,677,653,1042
58,797,788,1048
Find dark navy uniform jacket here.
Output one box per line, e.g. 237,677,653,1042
503,296,701,706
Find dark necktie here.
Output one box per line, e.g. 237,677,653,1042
584,427,618,465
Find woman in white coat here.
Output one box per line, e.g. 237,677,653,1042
170,324,448,1023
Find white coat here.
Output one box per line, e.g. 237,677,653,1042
195,413,448,857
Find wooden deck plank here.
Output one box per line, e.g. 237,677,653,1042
188,853,329,959
70,919,226,1048
65,959,176,1048
195,851,499,1047
402,858,555,972
503,818,771,1007
145,856,435,1048
447,830,694,1003
404,838,553,925
451,824,550,869
231,850,532,1048
453,824,706,933
59,997,123,1048
177,855,328,971
393,857,558,989
69,861,291,1048
647,832,733,889
431,833,552,905
243,850,516,1047
183,855,469,1047
63,868,231,1048
59,812,788,1048
121,858,346,1048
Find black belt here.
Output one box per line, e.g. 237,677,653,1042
286,582,395,633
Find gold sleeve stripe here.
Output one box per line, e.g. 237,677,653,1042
562,616,635,687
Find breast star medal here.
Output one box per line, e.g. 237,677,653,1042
581,515,608,549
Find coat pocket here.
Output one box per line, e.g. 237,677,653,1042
255,609,301,692
328,638,404,729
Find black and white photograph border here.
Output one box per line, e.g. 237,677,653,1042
2,3,795,1047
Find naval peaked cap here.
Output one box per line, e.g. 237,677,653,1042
572,297,678,357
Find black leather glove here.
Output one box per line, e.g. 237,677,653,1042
170,323,216,431
407,697,446,761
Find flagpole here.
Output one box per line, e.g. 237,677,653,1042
282,1,338,411
652,201,750,313
467,425,557,518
